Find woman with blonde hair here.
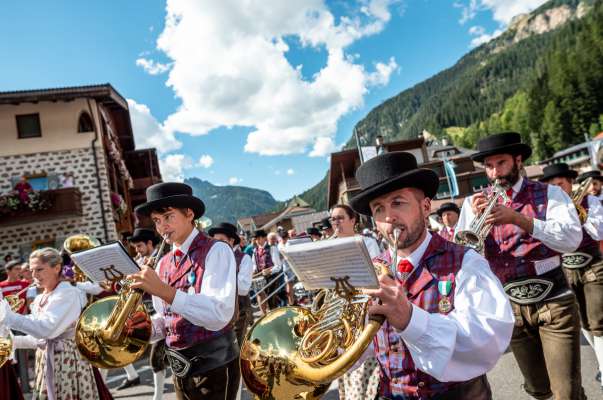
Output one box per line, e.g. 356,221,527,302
0,247,102,400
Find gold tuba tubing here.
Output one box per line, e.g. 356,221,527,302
572,177,592,224
75,236,166,368
0,331,12,369
63,234,101,282
241,230,398,399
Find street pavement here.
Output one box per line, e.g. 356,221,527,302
105,339,601,399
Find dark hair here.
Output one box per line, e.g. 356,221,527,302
5,260,22,271
330,204,358,222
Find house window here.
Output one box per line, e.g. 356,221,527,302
77,112,94,133
16,113,41,138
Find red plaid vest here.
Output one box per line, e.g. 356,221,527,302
158,232,232,350
373,233,467,398
253,244,273,271
483,179,560,284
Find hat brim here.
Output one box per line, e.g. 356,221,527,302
436,204,460,217
134,194,205,219
577,173,603,183
539,170,578,182
471,143,532,163
207,227,240,245
349,169,439,216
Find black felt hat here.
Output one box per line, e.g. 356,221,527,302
306,227,321,237
436,202,460,217
471,132,532,163
208,222,241,245
539,163,578,182
253,229,268,238
134,182,205,219
319,217,332,230
128,228,160,245
577,170,603,183
349,151,439,216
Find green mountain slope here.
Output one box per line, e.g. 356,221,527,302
185,177,278,224
297,0,601,210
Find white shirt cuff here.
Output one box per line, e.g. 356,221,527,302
396,304,428,343
531,217,545,240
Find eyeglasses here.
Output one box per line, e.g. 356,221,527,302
329,216,346,222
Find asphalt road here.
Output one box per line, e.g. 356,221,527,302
105,339,601,400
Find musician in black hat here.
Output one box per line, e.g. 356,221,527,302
208,222,253,396
436,202,460,242
348,151,513,399
306,227,322,241
541,163,603,388
457,132,585,399
319,217,334,239
251,229,280,314
129,182,238,400
578,169,603,202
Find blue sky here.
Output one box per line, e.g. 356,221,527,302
0,0,547,200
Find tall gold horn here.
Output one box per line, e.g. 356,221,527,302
74,237,166,368
240,230,399,399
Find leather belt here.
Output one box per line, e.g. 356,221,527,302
503,267,568,305
165,330,239,378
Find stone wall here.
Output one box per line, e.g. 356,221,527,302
0,145,118,259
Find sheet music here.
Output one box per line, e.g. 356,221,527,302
280,236,379,290
70,242,141,283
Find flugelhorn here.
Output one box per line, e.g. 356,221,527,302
240,229,399,399
75,236,167,368
455,179,509,252
4,282,37,312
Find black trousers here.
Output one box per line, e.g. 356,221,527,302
173,358,239,400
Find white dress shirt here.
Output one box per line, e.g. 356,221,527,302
0,282,82,349
457,177,583,253
151,228,236,339
584,194,603,240
238,253,253,296
360,231,514,382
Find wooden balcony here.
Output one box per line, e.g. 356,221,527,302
0,188,83,227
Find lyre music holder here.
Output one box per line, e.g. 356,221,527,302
330,275,356,301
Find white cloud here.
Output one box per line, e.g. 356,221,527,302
228,177,242,185
309,136,338,157
140,0,399,157
457,0,548,25
198,154,214,168
286,168,295,176
128,99,181,154
159,154,193,181
135,58,171,75
468,25,503,47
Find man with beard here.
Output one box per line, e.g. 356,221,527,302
457,132,585,400
349,151,513,399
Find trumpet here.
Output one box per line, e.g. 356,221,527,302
75,237,167,368
455,179,509,253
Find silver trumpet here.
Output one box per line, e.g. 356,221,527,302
454,179,509,253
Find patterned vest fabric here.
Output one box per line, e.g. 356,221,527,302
437,226,455,242
373,234,467,398
233,248,245,273
158,232,232,350
483,179,560,285
577,196,600,255
253,244,273,271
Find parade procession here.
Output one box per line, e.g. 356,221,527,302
2,0,603,399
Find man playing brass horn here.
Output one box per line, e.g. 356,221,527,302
541,164,603,390
349,151,513,399
457,132,585,399
128,182,238,400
